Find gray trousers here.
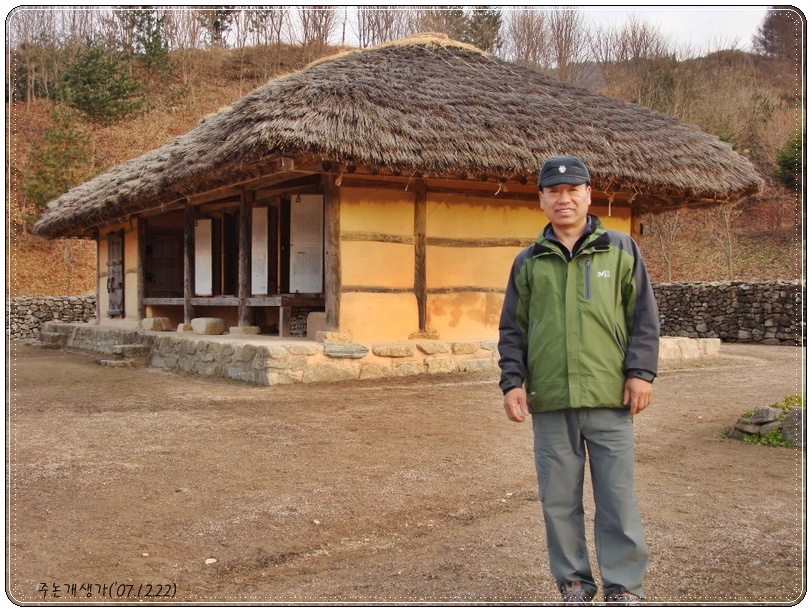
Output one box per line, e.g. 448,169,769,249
532,408,648,598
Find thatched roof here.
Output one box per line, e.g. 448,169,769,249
34,34,763,239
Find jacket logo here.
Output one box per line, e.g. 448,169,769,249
597,270,611,278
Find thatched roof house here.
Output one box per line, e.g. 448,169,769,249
34,35,763,343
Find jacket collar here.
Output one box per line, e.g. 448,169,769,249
536,215,608,258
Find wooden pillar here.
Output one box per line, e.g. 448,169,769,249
136,218,147,320
183,204,195,325
237,190,253,327
414,180,427,332
323,174,340,330
94,231,101,321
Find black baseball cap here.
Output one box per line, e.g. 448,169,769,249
537,155,591,189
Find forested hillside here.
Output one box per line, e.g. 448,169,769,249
6,7,804,296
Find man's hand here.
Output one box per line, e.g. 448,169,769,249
624,377,653,415
503,387,530,422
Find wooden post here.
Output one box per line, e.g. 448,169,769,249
136,218,147,320
238,190,253,327
323,174,341,330
183,204,195,325
414,180,427,333
94,231,101,321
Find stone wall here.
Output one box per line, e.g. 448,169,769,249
653,281,802,346
8,281,803,345
7,296,96,340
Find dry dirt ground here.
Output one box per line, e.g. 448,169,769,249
5,340,806,606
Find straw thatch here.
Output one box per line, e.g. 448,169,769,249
34,34,763,239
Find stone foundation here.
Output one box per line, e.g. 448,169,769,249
34,322,720,388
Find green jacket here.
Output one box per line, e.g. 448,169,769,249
498,215,659,413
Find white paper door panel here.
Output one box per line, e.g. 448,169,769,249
289,195,324,294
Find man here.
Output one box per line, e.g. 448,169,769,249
498,155,659,605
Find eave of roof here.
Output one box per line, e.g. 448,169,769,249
33,34,764,240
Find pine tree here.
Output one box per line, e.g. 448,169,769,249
463,7,503,53
753,6,805,62
59,41,145,124
775,129,804,192
21,107,95,220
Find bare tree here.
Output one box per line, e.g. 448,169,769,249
409,6,467,40
298,6,338,61
503,8,550,69
7,7,60,108
703,202,742,279
164,8,207,51
645,209,685,282
246,7,290,46
356,6,410,48
546,8,591,86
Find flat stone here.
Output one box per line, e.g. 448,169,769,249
256,345,289,359
452,342,479,355
359,364,387,379
748,406,784,424
142,317,172,331
417,342,450,355
372,343,415,358
323,343,369,359
458,358,495,373
733,421,762,435
229,326,260,335
191,317,227,335
425,356,455,374
303,364,356,384
393,361,424,377
287,343,321,356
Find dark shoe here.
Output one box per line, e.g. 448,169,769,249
605,590,642,606
560,581,594,605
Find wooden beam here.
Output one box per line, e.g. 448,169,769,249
426,236,535,248
340,231,415,244
342,286,415,294
183,205,195,324
414,179,427,333
323,174,341,330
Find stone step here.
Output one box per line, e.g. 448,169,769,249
95,357,136,368
111,344,151,358
38,331,68,345
29,340,61,350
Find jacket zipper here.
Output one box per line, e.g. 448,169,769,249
584,256,592,301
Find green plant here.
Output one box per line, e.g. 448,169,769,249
737,430,794,447
729,394,805,447
774,129,804,192
772,393,805,411
20,107,95,218
59,41,145,124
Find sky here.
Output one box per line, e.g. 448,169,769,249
336,4,774,55
576,5,771,53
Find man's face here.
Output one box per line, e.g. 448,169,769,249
539,183,592,230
